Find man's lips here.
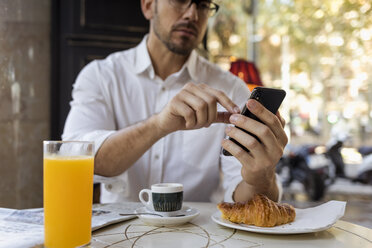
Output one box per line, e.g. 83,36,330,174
172,22,199,37
174,28,197,37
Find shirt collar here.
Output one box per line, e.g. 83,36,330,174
185,50,199,83
134,35,154,78
134,34,199,82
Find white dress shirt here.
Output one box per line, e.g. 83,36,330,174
63,36,281,203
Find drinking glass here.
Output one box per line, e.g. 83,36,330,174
43,141,94,248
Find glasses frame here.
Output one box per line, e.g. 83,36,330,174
169,0,220,17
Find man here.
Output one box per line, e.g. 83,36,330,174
63,0,288,203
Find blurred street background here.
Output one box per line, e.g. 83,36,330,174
208,0,372,148
207,0,372,229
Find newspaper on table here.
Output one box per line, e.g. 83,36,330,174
0,202,142,248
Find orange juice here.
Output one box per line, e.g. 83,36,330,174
44,156,94,248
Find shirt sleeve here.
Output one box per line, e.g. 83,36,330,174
276,173,283,202
220,155,243,202
62,60,117,154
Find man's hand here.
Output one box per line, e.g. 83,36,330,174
221,99,288,201
154,82,240,135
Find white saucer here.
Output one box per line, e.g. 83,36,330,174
135,206,199,227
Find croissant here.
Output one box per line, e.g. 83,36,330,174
217,194,296,227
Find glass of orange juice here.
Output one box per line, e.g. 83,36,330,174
43,141,94,248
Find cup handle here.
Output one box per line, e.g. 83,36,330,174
139,189,153,211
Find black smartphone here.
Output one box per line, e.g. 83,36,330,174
222,87,286,156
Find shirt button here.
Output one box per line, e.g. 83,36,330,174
161,87,165,91
154,154,159,160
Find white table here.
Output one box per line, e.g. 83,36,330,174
91,202,372,248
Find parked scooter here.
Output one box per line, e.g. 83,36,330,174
277,128,372,201
298,134,372,196
276,145,327,201
302,130,352,195
354,146,372,184
276,133,349,201
325,135,372,186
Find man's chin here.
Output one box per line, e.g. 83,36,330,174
170,38,197,54
168,45,193,56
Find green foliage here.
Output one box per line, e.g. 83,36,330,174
257,0,372,81
209,0,372,144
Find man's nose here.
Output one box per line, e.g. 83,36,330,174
182,3,199,21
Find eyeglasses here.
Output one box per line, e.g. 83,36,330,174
168,0,220,17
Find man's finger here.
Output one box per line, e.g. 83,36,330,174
187,86,218,125
245,100,288,147
276,111,286,128
199,84,240,114
178,90,208,127
215,111,232,123
171,99,196,128
221,138,253,164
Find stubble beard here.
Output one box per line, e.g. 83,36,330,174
153,1,197,56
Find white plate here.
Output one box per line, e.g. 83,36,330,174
212,200,346,234
135,206,199,227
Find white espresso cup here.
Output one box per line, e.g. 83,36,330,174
139,183,183,216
